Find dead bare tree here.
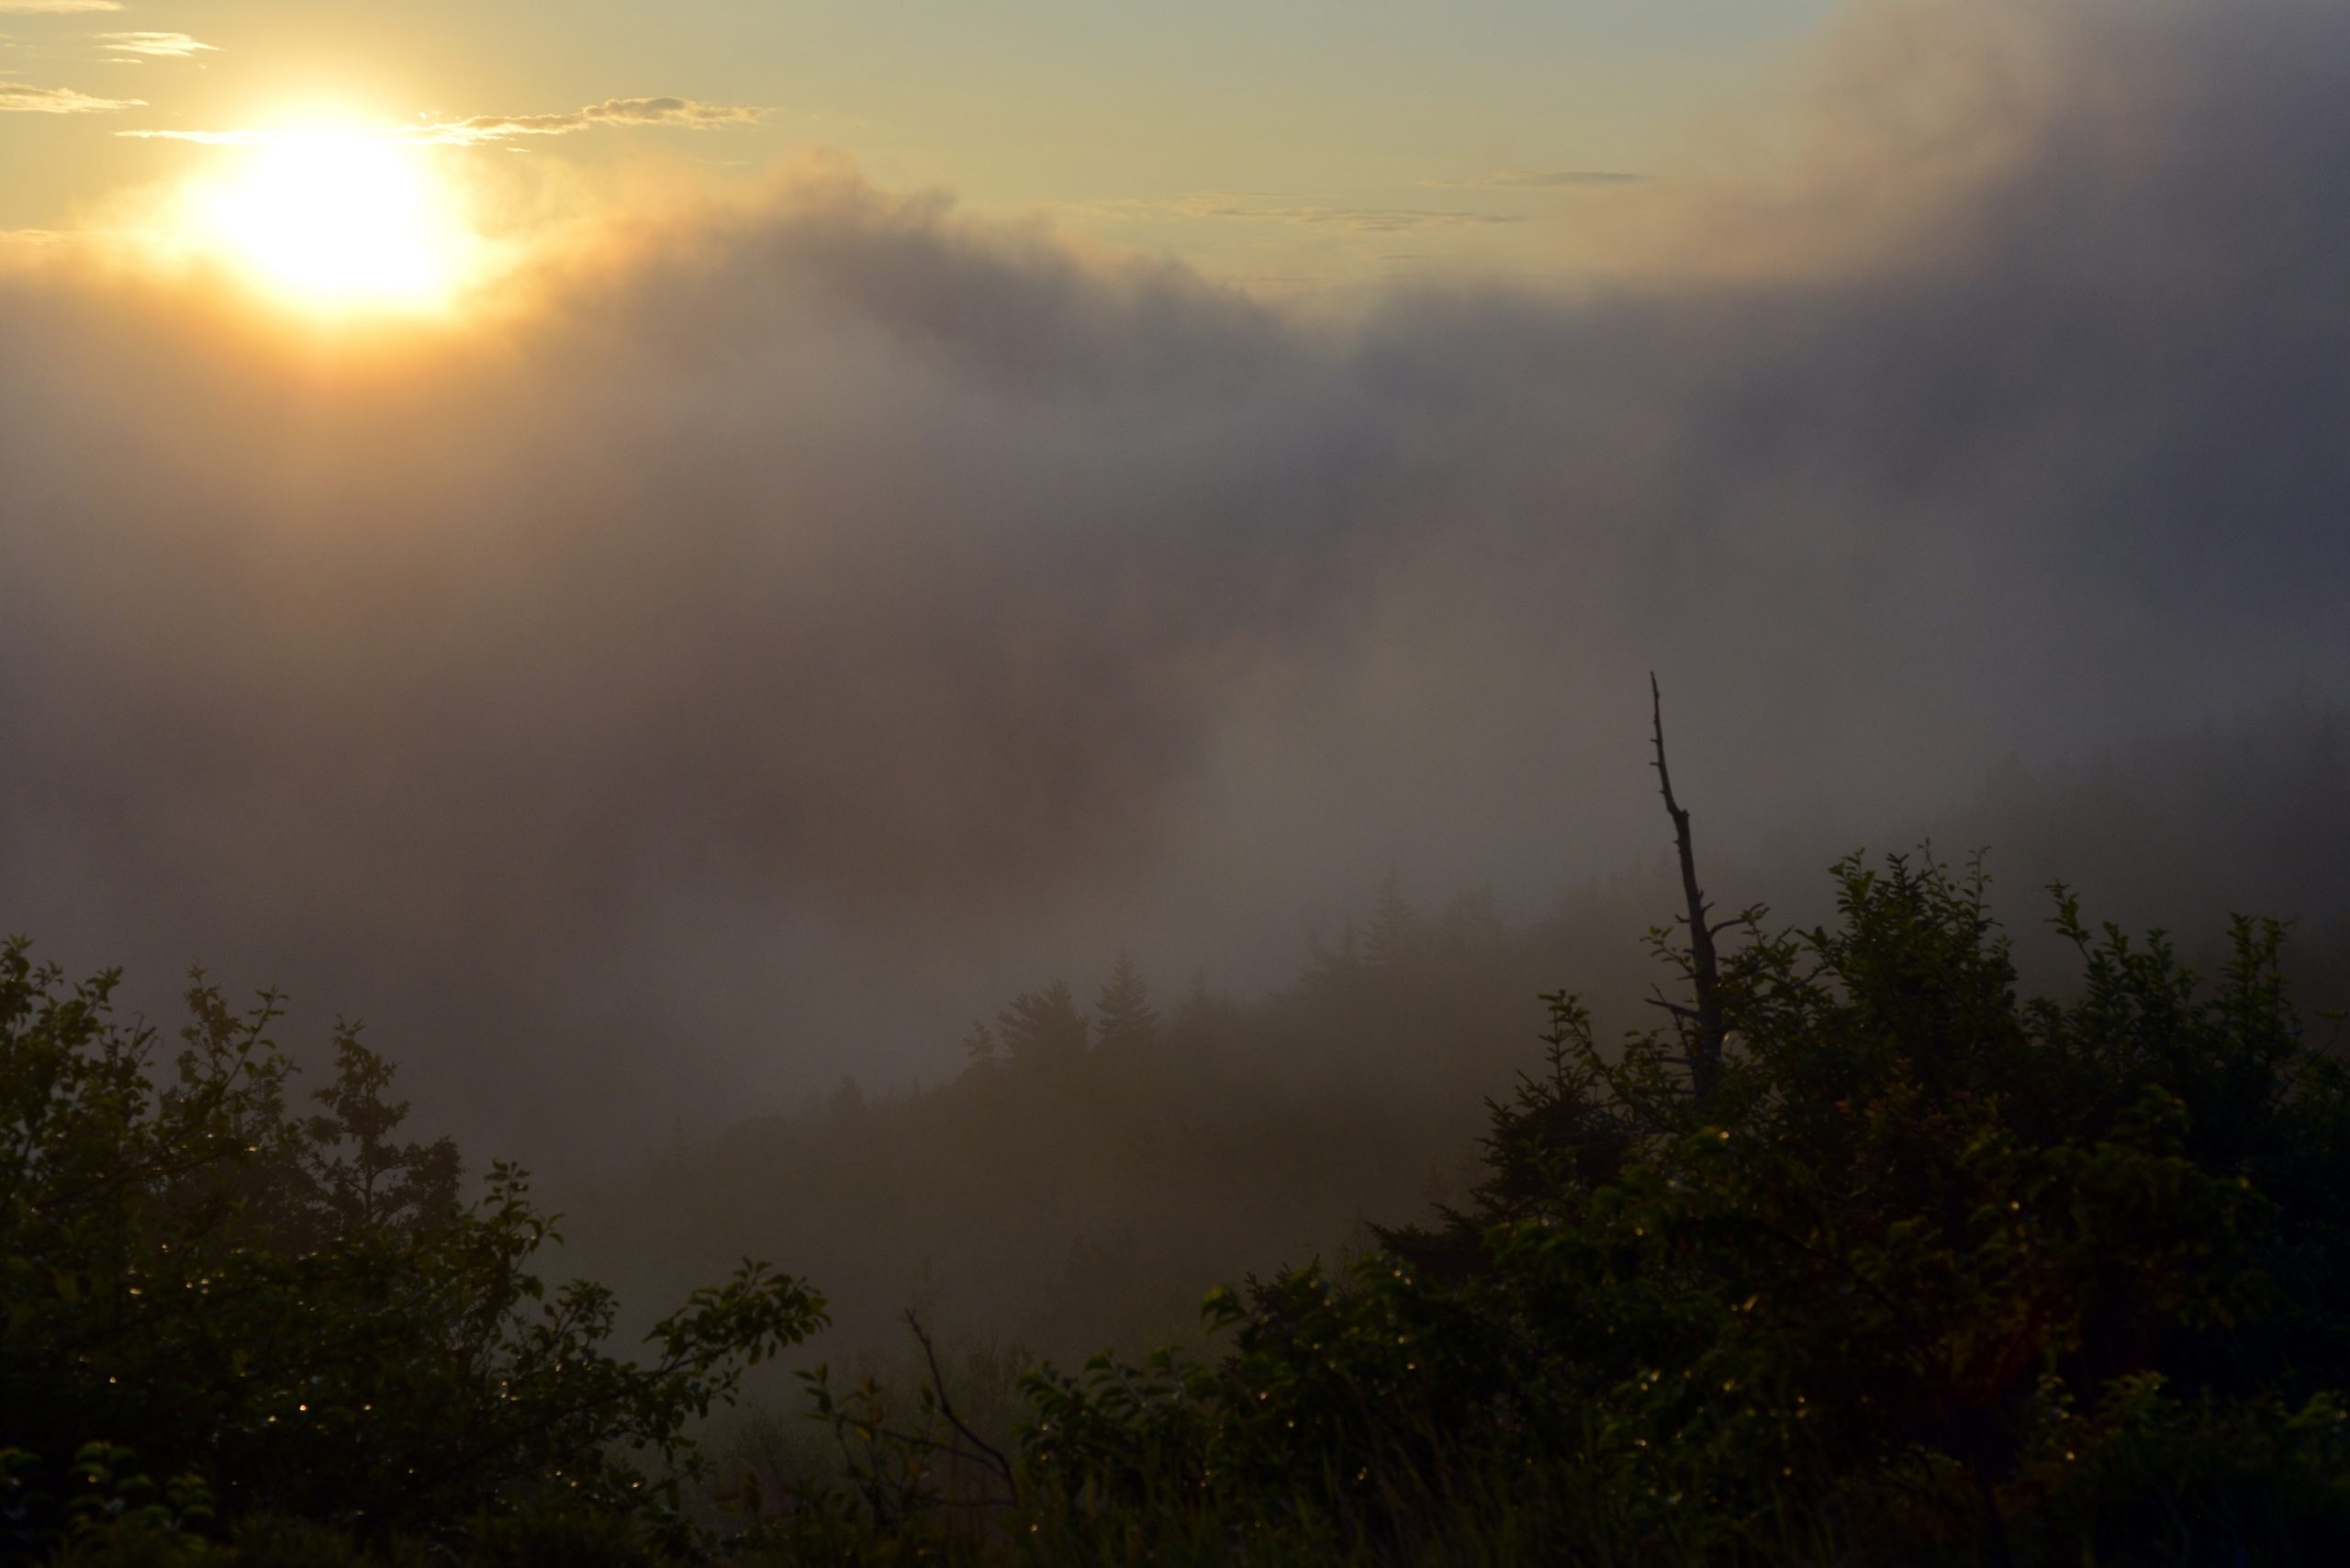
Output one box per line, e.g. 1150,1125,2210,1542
1649,674,1729,1108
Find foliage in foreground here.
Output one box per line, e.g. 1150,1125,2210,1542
757,856,2350,1565
8,849,2350,1564
0,942,824,1562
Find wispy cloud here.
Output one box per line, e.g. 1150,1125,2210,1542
120,95,767,146
439,95,767,140
1088,193,1524,234
1419,169,1643,190
97,31,214,59
0,80,140,111
1212,203,1520,233
111,127,270,142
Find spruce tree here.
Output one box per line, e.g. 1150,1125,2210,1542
996,981,1089,1064
1094,950,1159,1051
1365,868,1422,971
1303,919,1361,994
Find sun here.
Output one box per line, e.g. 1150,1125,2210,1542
187,128,479,313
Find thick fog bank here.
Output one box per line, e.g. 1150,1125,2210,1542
3,0,2345,1166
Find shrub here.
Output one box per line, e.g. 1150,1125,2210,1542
0,941,824,1560
979,856,2350,1562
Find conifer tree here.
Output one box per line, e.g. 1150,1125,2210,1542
996,981,1089,1064
1436,888,1506,957
960,1019,998,1068
1167,967,1233,1049
1094,950,1159,1051
1303,919,1361,993
1365,868,1422,971
829,1073,867,1120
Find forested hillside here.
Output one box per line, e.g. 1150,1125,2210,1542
559,705,2350,1365
7,708,2348,1563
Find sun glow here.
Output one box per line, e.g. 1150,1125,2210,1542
185,129,481,312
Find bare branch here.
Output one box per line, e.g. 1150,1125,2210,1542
1651,674,1726,1108
905,1310,1018,1502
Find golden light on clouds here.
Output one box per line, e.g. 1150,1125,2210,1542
174,129,484,313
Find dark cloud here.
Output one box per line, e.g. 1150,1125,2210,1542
4,0,2346,1163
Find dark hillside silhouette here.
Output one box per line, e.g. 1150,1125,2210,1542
8,703,2350,1561
559,703,2350,1376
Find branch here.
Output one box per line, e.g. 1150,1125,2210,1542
905,1310,1018,1503
1651,675,1726,1108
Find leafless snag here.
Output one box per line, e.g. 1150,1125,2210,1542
1650,674,1726,1108
905,1309,1019,1506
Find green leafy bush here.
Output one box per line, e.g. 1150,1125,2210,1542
0,941,824,1561
934,855,2350,1563
11,846,2349,1565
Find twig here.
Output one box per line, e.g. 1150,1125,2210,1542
905,1310,1019,1502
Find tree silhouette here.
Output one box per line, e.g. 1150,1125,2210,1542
299,1023,460,1236
1649,674,1734,1107
1165,967,1236,1051
1093,951,1159,1051
996,857,2350,1566
996,981,1089,1065
829,1072,867,1120
0,941,825,1547
1302,918,1360,994
1365,869,1423,971
1434,888,1505,958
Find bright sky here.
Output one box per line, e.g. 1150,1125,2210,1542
2,0,1837,292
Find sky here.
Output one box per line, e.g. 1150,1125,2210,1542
3,0,2347,1169
4,0,1835,288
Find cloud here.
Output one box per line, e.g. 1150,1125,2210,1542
113,126,273,142
1200,202,1521,233
122,95,768,145
97,31,214,58
1096,193,1524,233
0,80,138,111
1420,169,1643,189
443,95,767,139
0,1,119,12
6,0,2350,1159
